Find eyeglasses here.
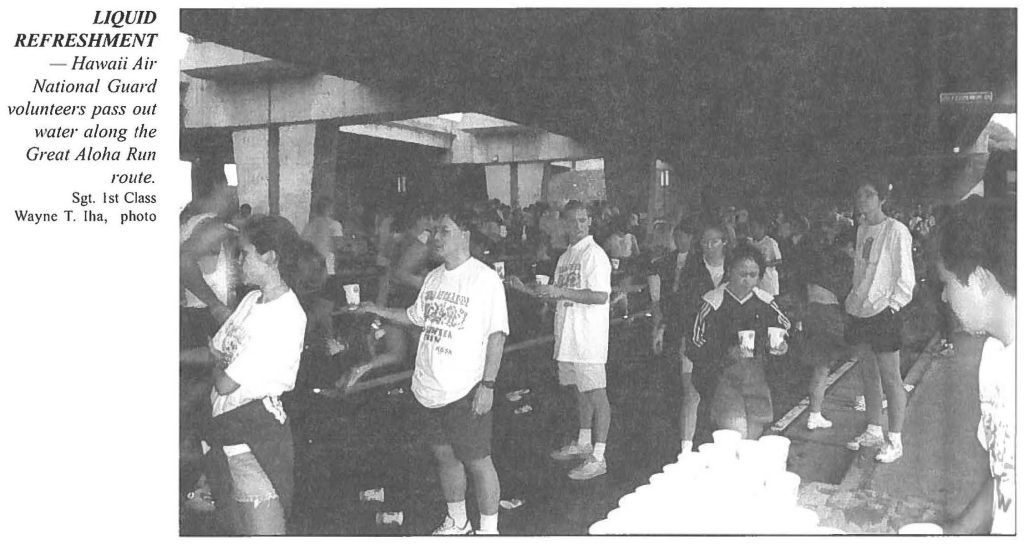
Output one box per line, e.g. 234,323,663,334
701,238,724,247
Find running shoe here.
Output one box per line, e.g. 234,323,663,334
875,441,903,463
845,429,885,451
568,455,607,481
550,442,593,461
432,516,472,535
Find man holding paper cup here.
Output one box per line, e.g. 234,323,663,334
510,200,613,481
359,206,508,535
689,243,791,440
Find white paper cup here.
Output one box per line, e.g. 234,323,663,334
898,523,944,535
738,330,756,357
494,261,505,279
768,327,786,352
535,274,550,285
758,434,791,471
764,471,802,505
713,429,743,455
611,258,620,270
343,284,360,306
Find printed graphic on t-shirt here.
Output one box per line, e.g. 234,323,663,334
420,289,470,355
556,263,582,289
861,237,874,262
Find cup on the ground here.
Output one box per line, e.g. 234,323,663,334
768,327,787,354
343,284,360,306
898,523,944,535
375,511,403,526
611,258,620,271
535,274,550,285
764,471,801,506
494,261,505,279
738,330,756,357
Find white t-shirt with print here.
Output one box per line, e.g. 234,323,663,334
553,235,612,364
407,258,509,409
977,336,1015,535
209,289,308,418
845,217,915,318
302,216,345,275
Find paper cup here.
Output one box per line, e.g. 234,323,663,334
494,261,505,279
343,284,360,306
768,327,786,352
898,523,944,535
611,258,620,270
535,274,550,285
738,330,756,357
713,429,743,455
764,471,801,505
758,434,791,471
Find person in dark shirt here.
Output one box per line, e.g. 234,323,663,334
792,227,854,430
672,222,729,455
688,243,791,440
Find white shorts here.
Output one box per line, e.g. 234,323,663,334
557,361,607,392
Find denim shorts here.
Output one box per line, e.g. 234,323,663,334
226,450,279,506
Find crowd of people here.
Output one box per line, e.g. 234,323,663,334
178,173,1014,536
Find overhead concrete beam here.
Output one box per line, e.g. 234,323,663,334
451,129,597,164
181,41,311,81
338,121,454,149
183,72,420,129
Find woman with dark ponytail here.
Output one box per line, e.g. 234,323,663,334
194,215,323,535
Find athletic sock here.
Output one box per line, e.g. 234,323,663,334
887,432,902,448
592,442,607,462
578,428,592,447
447,500,468,526
479,512,498,533
866,424,883,437
681,440,693,453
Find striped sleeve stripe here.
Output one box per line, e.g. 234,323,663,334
769,300,791,330
692,302,712,347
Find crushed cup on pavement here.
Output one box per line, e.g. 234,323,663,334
505,389,531,402
500,498,524,510
360,488,385,502
514,405,533,415
376,511,404,526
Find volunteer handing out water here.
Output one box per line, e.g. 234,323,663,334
354,206,509,535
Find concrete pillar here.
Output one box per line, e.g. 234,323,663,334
605,149,655,215
278,124,317,231
232,128,271,215
485,164,512,205
518,163,545,206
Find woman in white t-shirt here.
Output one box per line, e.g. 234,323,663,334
195,215,321,535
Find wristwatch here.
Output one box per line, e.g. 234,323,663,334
478,380,496,389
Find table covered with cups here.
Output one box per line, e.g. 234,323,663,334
588,430,846,535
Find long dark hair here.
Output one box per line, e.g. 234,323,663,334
244,215,326,294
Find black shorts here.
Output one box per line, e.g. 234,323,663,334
416,388,492,462
844,307,902,354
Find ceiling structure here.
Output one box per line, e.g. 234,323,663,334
181,9,1015,188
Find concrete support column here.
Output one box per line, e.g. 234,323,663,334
485,164,512,205
517,163,545,206
231,127,271,215
278,124,317,231
605,149,655,216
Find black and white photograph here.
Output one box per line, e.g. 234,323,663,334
176,7,1016,536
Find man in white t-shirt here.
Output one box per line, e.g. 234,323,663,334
513,200,612,481
363,207,508,536
936,197,1015,535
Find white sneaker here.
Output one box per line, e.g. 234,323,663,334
806,413,833,430
475,529,500,535
853,396,887,411
568,455,607,480
875,441,903,463
845,429,885,451
550,442,593,461
432,516,472,535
